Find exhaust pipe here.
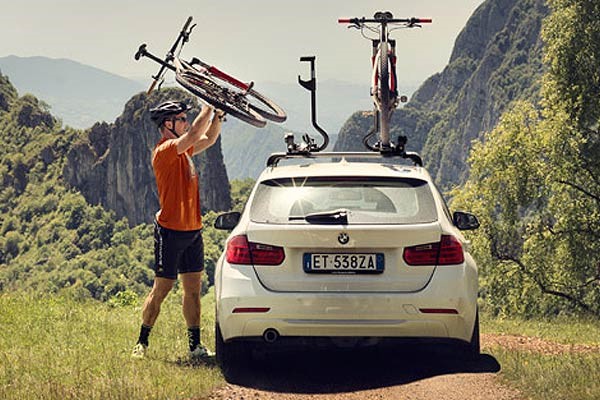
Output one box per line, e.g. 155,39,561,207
263,328,279,343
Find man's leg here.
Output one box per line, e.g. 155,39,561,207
142,277,175,326
135,278,174,349
181,271,202,327
181,271,211,357
132,277,174,358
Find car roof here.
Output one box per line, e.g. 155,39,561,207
257,160,433,182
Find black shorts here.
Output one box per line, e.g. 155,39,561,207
154,220,204,280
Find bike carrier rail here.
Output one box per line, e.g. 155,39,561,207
267,151,423,168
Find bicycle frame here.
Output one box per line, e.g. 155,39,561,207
135,44,252,94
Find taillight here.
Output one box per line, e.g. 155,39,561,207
226,235,252,264
225,235,285,265
403,235,464,266
437,235,465,265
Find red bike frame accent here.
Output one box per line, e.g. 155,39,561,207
390,54,397,93
208,66,251,92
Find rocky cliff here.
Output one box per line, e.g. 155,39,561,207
334,0,547,188
64,88,231,226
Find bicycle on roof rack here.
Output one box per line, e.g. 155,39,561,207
277,53,423,166
339,11,431,154
134,16,287,128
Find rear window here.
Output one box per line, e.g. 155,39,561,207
249,177,438,225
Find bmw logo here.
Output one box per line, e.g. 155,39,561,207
338,233,350,245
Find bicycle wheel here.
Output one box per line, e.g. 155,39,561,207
175,67,267,128
378,42,391,146
246,89,287,123
379,41,390,108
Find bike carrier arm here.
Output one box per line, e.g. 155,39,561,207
289,56,328,153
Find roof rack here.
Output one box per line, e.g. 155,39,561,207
266,151,423,167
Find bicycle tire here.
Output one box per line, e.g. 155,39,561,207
246,89,287,123
379,41,390,108
175,69,267,128
378,42,391,146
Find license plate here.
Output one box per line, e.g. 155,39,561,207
303,253,384,274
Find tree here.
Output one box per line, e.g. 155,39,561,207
454,0,600,316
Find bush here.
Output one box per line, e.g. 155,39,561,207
108,290,139,308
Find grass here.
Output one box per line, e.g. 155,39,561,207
0,287,223,400
3,291,600,400
482,312,600,400
481,312,600,345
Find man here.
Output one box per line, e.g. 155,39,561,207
132,100,225,361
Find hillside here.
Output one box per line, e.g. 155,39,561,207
63,87,232,226
335,0,547,188
0,55,144,129
0,73,229,299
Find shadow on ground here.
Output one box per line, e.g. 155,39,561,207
222,345,501,394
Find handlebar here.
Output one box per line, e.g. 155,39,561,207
338,16,432,25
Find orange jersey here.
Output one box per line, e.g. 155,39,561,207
152,138,202,231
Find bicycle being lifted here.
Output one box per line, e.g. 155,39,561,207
339,12,431,154
134,16,286,128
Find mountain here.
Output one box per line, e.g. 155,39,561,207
63,87,232,226
335,0,547,189
221,119,290,179
0,55,144,129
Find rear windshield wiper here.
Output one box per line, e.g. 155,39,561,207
289,209,349,225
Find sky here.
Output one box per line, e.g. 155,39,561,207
0,0,485,87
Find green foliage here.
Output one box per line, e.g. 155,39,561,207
455,0,600,317
0,74,17,113
108,289,139,308
230,178,255,212
201,211,230,288
0,76,153,300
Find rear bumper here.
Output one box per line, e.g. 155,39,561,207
216,260,477,344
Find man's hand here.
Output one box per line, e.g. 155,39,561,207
199,102,214,118
214,109,226,122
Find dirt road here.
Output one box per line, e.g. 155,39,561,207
204,334,536,400
204,333,600,399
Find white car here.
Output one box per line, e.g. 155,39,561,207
214,154,480,369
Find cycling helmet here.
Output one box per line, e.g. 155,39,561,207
149,101,189,125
